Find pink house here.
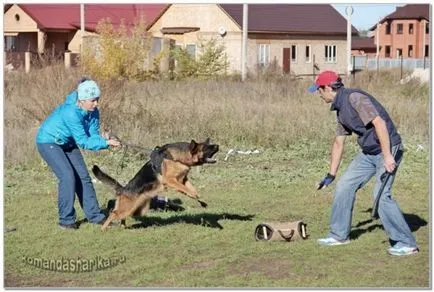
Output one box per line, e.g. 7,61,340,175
369,4,430,59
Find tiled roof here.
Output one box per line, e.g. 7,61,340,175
352,36,376,50
16,4,168,31
369,4,430,30
219,4,358,35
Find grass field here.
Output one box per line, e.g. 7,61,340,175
4,140,429,288
3,67,430,288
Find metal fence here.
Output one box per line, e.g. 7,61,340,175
353,56,430,70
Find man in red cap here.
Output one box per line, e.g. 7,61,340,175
309,70,418,256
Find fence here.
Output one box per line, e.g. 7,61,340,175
353,56,430,71
4,51,80,72
5,36,168,73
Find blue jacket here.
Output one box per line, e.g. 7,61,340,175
36,91,109,150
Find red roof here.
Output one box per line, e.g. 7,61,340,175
352,36,376,50
17,4,168,31
384,4,429,21
369,4,430,31
219,4,358,35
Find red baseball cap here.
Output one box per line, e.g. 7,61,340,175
308,70,339,93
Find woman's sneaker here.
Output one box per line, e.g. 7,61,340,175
317,237,350,246
388,246,419,256
58,223,78,230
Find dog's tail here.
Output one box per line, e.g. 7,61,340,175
92,165,124,193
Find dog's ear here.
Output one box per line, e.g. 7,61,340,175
189,140,199,153
204,138,210,144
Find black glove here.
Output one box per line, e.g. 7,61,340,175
317,173,336,190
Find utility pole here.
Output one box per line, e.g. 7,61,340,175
376,18,382,72
241,4,248,81
422,19,426,58
80,4,85,55
345,6,353,76
376,21,380,59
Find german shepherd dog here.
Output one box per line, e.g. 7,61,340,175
92,138,219,231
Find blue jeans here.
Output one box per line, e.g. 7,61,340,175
37,143,105,225
328,143,417,248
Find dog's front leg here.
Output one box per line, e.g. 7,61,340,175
165,179,207,207
165,179,198,199
184,180,197,196
184,180,207,207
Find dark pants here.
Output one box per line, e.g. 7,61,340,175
37,143,105,225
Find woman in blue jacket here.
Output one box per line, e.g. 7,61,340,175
36,79,120,230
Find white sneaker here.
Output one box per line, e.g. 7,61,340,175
317,237,350,246
388,246,419,256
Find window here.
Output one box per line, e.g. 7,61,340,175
305,45,311,63
397,23,403,34
409,23,414,34
291,45,297,63
151,37,162,55
186,44,196,59
425,45,429,57
324,45,336,63
385,46,391,57
408,45,413,57
258,44,270,67
426,22,429,34
4,36,16,51
396,48,402,58
386,23,391,35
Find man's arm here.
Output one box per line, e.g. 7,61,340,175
371,116,396,173
317,135,346,190
329,135,346,176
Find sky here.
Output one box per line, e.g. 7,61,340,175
332,4,401,31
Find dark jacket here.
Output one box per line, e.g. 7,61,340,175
331,88,401,155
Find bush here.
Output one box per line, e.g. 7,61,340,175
81,17,162,81
170,38,229,80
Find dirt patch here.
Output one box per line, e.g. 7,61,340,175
229,257,299,280
181,259,219,270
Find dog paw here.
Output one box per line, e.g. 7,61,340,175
198,200,208,208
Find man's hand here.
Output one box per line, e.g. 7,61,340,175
317,173,336,190
383,153,396,173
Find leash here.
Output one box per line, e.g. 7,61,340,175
109,135,153,175
371,145,404,219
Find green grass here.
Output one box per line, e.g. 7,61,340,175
4,140,429,288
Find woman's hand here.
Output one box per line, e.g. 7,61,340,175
108,139,121,147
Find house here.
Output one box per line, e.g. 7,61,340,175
147,4,359,75
351,36,376,57
3,4,167,55
5,4,357,75
369,4,430,59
